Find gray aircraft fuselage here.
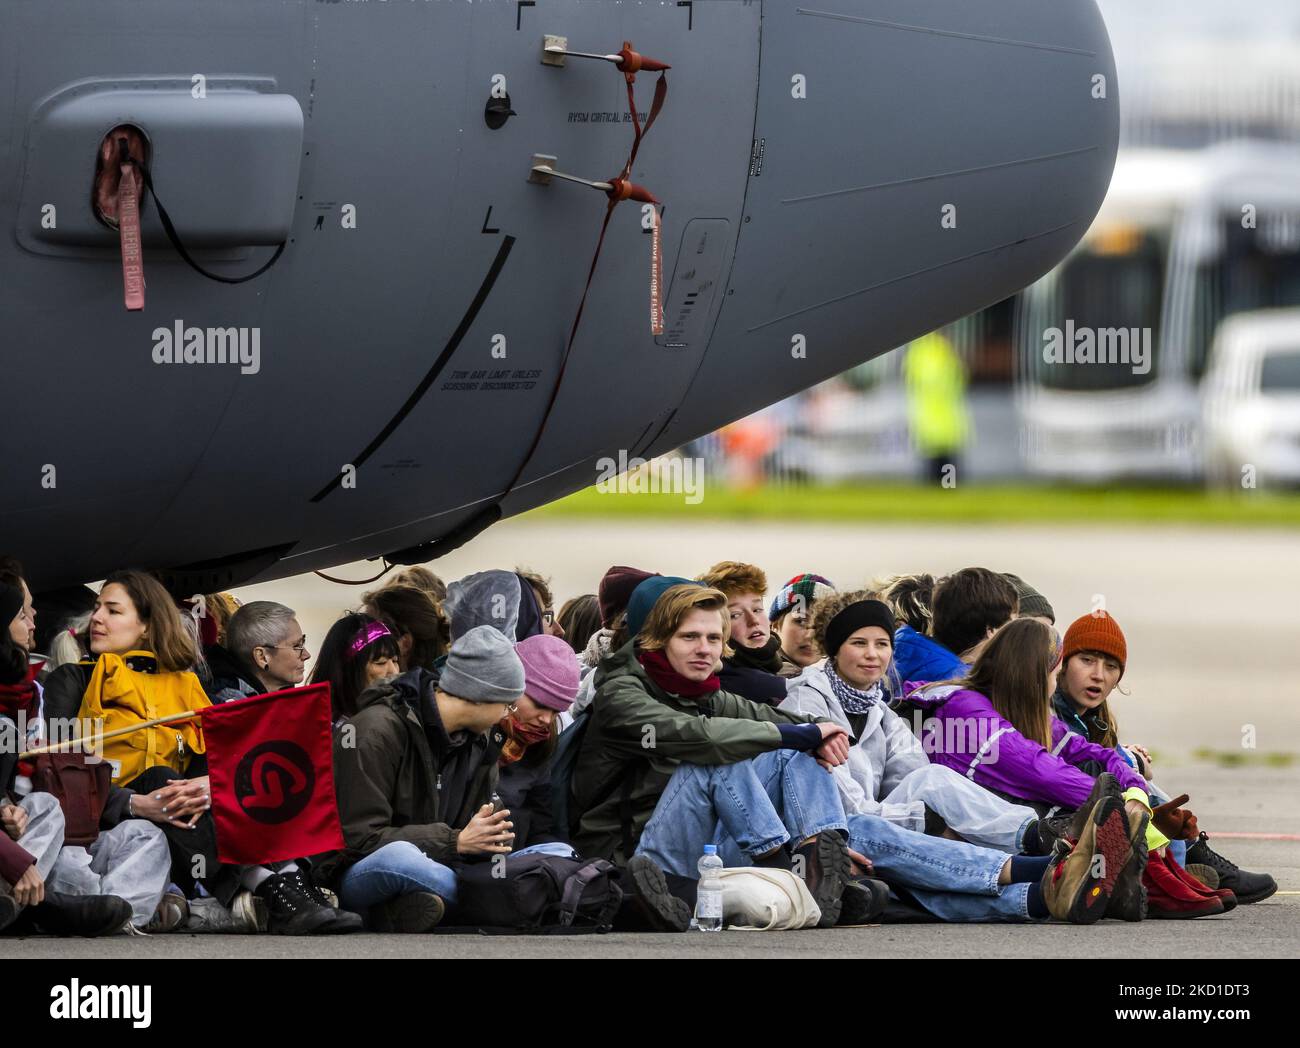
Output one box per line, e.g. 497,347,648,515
1,0,1118,591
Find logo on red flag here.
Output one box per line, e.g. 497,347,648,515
200,683,344,866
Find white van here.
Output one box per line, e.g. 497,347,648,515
1202,308,1300,488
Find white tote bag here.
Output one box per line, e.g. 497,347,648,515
717,867,822,931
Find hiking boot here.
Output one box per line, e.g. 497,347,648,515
1041,790,1132,924
1068,773,1123,842
1104,803,1150,922
1185,863,1220,890
838,877,889,925
793,831,851,928
145,890,189,933
1143,851,1225,919
286,868,363,933
624,854,692,933
368,891,447,933
1036,812,1075,855
30,893,134,937
254,872,341,935
1185,832,1277,904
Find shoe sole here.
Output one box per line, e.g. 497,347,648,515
1184,863,1221,891
808,832,851,929
1105,809,1150,921
626,855,692,933
1228,881,1277,905
317,909,365,934
1146,898,1225,919
1066,799,1131,925
369,892,446,933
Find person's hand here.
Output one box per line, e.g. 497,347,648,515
814,723,850,770
152,778,211,828
456,803,515,855
1151,794,1199,841
847,848,874,876
12,863,44,907
1,801,28,841
1129,744,1153,772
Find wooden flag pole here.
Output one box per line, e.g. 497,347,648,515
18,710,202,759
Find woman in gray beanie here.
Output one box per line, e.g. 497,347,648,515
318,625,526,932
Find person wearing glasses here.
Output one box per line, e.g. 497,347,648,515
205,600,312,702
316,625,526,932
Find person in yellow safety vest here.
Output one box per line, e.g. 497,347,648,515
903,331,971,484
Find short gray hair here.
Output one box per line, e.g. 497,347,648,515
227,601,298,660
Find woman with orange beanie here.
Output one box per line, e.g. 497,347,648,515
1053,609,1277,906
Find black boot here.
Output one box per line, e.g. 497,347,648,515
838,877,889,925
0,881,18,933
30,893,133,936
285,868,363,933
1184,832,1277,904
254,873,342,935
620,855,692,933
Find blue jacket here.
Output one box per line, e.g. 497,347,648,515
1051,690,1139,771
892,625,967,687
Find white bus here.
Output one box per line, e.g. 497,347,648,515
1016,142,1300,480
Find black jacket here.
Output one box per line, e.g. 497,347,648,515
718,661,789,707
496,750,560,847
315,668,504,886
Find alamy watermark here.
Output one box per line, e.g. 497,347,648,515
152,320,261,375
595,450,705,505
1042,320,1151,376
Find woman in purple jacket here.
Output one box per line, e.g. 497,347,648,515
908,619,1149,813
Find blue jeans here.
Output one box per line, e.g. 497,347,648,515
635,749,847,880
847,812,1039,923
338,840,577,911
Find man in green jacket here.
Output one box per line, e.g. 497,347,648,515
571,578,861,927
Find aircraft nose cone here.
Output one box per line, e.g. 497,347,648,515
675,0,1120,429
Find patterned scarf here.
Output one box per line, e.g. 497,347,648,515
498,714,553,766
825,661,883,715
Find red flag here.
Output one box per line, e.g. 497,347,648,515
200,683,344,866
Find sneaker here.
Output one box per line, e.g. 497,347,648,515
285,869,363,933
27,892,133,937
838,877,889,925
1104,804,1150,922
1185,832,1277,904
623,854,692,933
254,873,342,935
793,831,852,928
1185,863,1220,890
368,891,447,933
1143,851,1225,919
1041,790,1132,924
231,889,268,932
145,891,189,933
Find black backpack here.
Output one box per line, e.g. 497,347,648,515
451,852,623,934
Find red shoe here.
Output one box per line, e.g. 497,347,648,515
1143,850,1225,919
1160,850,1237,912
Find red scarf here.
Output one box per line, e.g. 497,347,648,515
0,660,42,719
498,714,554,766
637,648,720,698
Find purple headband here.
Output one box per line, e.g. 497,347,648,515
347,620,393,660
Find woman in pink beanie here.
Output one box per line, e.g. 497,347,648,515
496,635,581,851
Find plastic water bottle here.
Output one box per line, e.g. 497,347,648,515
695,844,724,932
